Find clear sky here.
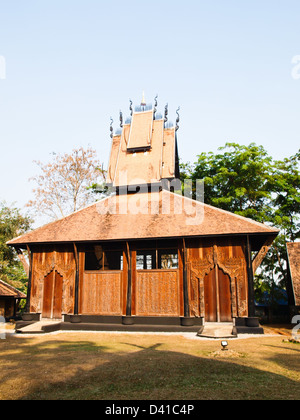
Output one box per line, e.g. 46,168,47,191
0,0,299,222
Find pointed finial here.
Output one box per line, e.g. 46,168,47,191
129,99,133,116
164,103,168,124
153,95,158,120
110,117,114,139
119,110,123,128
175,107,180,131
141,91,146,106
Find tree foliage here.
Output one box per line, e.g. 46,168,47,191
181,143,274,222
0,203,32,292
27,147,106,220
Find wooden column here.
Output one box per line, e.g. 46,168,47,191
126,242,132,317
246,235,255,318
73,243,79,315
215,265,220,323
25,245,32,313
182,239,190,318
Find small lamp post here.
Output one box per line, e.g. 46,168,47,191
221,341,228,351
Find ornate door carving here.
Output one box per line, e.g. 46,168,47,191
30,250,76,317
189,245,248,321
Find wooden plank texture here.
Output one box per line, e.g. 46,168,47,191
81,272,123,315
135,270,179,316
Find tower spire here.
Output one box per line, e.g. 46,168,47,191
141,91,146,107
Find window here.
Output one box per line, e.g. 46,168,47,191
85,245,123,271
136,250,156,270
85,245,104,270
104,250,123,271
135,247,178,270
158,250,178,269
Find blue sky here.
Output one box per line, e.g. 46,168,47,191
0,0,299,221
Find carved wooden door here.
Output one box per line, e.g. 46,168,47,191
42,270,63,319
204,267,232,322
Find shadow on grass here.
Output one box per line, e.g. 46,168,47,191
0,336,299,400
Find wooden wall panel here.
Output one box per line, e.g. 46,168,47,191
135,270,180,316
81,272,123,315
178,241,184,317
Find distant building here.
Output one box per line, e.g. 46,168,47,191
0,280,26,319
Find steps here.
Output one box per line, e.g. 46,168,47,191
16,320,62,334
197,322,237,339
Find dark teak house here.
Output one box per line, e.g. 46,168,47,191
0,280,26,320
9,97,279,333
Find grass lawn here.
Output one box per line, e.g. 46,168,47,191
0,326,299,400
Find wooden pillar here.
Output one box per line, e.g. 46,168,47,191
25,245,32,313
73,243,79,315
126,242,132,317
246,235,255,318
215,265,220,322
182,239,190,318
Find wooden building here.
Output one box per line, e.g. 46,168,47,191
8,98,279,332
0,280,26,320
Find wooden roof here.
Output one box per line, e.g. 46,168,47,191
7,190,279,248
287,242,300,306
127,109,154,150
0,280,26,299
106,111,178,187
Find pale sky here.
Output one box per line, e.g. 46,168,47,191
0,0,299,224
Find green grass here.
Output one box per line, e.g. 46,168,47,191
0,331,299,400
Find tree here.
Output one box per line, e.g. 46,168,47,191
27,147,106,220
181,143,274,223
271,151,300,242
0,202,32,293
261,150,300,304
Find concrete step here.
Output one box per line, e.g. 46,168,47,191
16,320,61,334
60,322,202,333
197,322,237,339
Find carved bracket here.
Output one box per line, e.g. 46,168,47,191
252,237,274,274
